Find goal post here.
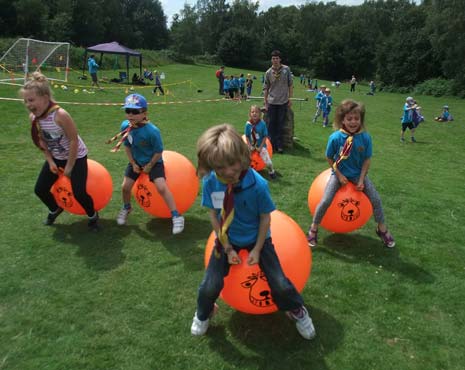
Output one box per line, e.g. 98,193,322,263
0,38,70,83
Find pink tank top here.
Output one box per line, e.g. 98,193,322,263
38,110,88,160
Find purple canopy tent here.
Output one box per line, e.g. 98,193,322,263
82,41,142,83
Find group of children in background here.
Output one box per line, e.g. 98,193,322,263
21,70,456,342
401,96,454,142
312,85,333,127
223,73,255,100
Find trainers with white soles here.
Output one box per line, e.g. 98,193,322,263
191,314,210,336
287,306,316,340
376,227,396,248
117,207,131,226
172,215,185,234
191,304,218,336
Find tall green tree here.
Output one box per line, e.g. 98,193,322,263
13,0,49,38
425,0,465,94
44,0,74,41
170,4,202,56
196,0,230,55
0,0,18,36
258,5,300,65
216,0,259,65
100,0,129,46
129,0,169,49
71,0,106,46
217,28,255,67
376,1,434,87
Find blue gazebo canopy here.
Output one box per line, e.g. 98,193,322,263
83,41,142,83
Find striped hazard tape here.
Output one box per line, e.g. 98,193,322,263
0,96,227,106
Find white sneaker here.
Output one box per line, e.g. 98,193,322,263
287,306,316,340
190,304,218,336
172,215,185,234
116,207,131,226
191,313,210,336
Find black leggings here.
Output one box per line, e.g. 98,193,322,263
34,156,95,217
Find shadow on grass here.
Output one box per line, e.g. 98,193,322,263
282,140,311,159
51,218,128,271
140,214,212,272
317,233,435,283
206,307,341,370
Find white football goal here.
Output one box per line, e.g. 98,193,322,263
0,38,70,83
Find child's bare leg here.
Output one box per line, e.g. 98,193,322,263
154,178,177,212
121,176,135,204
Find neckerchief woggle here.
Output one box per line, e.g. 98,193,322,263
248,119,259,148
332,127,360,171
106,119,148,152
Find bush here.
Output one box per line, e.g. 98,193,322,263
378,85,414,94
414,78,454,97
193,53,222,66
0,38,19,55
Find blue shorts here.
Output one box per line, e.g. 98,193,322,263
124,162,165,182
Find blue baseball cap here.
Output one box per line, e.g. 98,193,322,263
123,93,147,109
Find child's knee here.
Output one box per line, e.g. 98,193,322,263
199,278,223,298
270,277,295,296
121,180,133,193
154,179,168,194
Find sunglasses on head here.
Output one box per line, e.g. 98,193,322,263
125,108,143,115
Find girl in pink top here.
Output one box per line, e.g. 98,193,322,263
21,72,99,230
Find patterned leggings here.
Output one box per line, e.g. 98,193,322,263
313,173,385,225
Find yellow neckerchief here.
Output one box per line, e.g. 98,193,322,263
31,102,61,150
332,127,362,171
271,65,282,80
214,170,247,258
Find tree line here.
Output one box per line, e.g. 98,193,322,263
1,0,464,96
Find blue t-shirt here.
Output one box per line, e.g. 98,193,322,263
320,95,333,112
326,130,372,180
401,103,414,123
314,90,324,102
245,120,268,148
223,79,230,90
87,58,98,74
201,169,275,246
121,120,163,166
230,78,239,89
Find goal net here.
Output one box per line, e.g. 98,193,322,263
0,38,70,84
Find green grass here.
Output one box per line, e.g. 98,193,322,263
1,64,464,370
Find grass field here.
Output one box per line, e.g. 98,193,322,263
1,64,464,370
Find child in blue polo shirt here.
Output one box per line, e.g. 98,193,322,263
244,105,276,179
191,124,315,340
312,85,326,123
320,88,333,127
434,105,453,122
307,99,395,248
400,96,418,142
114,93,184,234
